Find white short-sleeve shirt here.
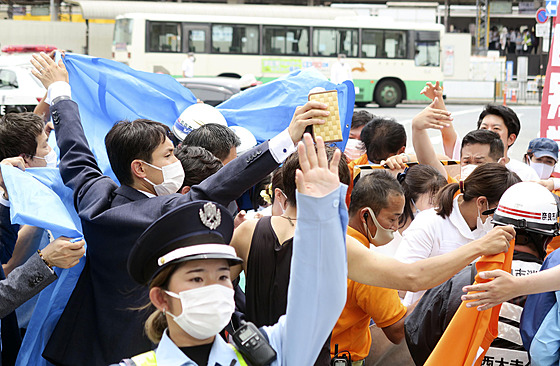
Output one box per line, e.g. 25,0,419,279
395,196,482,305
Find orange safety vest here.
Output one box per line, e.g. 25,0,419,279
424,239,515,366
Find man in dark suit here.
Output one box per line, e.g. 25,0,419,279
27,52,329,366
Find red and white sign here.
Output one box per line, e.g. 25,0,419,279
541,17,560,141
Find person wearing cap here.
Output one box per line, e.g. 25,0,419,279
29,52,330,366
115,134,348,366
524,137,559,180
405,182,557,365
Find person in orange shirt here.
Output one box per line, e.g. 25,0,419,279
332,171,410,365
346,116,408,205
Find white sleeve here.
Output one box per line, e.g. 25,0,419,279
45,81,72,105
452,136,461,160
394,212,436,264
268,129,296,164
0,194,9,207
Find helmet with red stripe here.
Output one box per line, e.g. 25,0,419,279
492,182,559,236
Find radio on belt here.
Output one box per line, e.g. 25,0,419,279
231,321,277,366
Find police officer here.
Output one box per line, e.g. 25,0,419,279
115,134,349,366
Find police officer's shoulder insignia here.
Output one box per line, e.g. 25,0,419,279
200,202,221,230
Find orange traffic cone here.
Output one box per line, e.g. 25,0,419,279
512,90,517,103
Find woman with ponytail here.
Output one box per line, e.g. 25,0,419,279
394,163,520,305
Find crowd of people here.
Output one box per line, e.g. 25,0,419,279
489,26,539,55
0,51,560,366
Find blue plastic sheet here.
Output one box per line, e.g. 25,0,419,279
1,166,80,239
217,68,354,151
63,56,354,180
62,53,198,180
0,165,83,366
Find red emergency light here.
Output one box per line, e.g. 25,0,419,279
1,45,57,54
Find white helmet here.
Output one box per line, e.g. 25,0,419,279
173,104,228,141
229,126,257,156
492,182,559,236
239,74,260,90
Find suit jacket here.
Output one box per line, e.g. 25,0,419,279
43,100,282,366
0,252,56,319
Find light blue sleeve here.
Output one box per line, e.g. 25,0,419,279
529,291,560,366
264,184,348,366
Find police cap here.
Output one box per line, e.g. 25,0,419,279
128,200,242,285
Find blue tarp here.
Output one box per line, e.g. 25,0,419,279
0,166,83,366
11,54,354,365
217,68,354,151
62,53,198,180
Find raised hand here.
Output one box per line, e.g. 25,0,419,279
411,98,453,131
30,51,68,89
420,81,443,100
295,134,341,198
287,101,328,144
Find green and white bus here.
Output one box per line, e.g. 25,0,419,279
113,6,443,107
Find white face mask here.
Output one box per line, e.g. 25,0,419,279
165,284,235,340
344,138,366,161
142,160,185,196
33,148,58,168
474,201,494,238
460,164,478,180
363,207,394,246
530,161,555,180
277,190,288,215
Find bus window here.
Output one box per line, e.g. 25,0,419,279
114,19,134,50
338,29,358,57
263,26,309,55
361,30,406,59
212,25,259,54
383,31,407,58
313,28,337,57
361,30,383,58
186,28,208,53
415,41,440,66
414,31,440,67
147,21,181,52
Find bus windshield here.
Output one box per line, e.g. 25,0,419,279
114,18,134,49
